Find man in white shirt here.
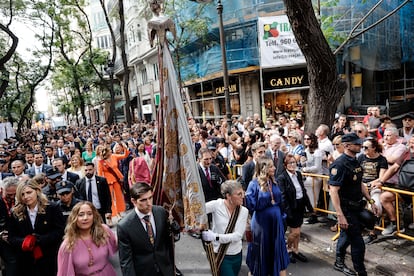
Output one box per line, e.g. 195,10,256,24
315,124,334,174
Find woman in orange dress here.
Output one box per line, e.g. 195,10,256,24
97,143,129,218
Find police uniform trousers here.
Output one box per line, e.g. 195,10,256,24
336,208,366,276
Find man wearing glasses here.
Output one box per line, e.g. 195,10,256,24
198,148,226,202
398,112,414,143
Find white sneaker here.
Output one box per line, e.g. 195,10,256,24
409,223,414,230
381,223,397,236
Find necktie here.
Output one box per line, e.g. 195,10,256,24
143,215,155,245
36,167,41,175
87,179,93,202
59,148,63,157
205,167,212,188
274,151,279,168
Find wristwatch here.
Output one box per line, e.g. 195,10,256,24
215,235,219,241
368,199,375,204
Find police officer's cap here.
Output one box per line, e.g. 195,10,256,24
341,133,363,145
56,180,74,194
46,167,62,179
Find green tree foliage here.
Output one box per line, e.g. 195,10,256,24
49,0,113,126
0,0,54,130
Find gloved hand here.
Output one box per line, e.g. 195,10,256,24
201,230,217,242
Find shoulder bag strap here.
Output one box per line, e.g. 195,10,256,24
215,205,241,268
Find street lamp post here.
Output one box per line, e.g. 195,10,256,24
105,60,116,124
190,0,232,127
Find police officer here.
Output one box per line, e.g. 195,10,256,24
55,180,81,221
329,133,378,276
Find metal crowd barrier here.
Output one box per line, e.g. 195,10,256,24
301,173,340,240
375,186,414,242
230,164,243,180
302,173,414,242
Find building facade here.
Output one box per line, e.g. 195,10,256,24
97,0,414,124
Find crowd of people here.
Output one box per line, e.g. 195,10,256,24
0,108,412,275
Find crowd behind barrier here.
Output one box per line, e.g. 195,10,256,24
0,109,413,274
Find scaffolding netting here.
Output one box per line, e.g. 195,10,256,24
176,0,414,81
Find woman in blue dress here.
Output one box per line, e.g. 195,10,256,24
245,157,289,276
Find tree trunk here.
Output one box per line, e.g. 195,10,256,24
99,0,117,126
106,78,115,125
283,0,347,132
118,0,132,127
0,23,18,98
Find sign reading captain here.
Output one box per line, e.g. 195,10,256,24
258,15,305,68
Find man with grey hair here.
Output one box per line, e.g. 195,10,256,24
315,124,334,175
0,177,18,276
353,123,368,158
353,123,368,140
371,127,408,236
266,135,286,178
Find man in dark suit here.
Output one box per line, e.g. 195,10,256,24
197,148,226,202
53,157,79,184
117,182,180,276
266,134,285,178
0,159,13,180
43,145,55,166
241,142,266,190
26,151,52,177
75,162,112,224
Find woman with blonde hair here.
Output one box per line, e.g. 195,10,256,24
82,140,96,163
97,143,129,218
57,201,117,276
92,144,105,167
67,154,86,178
245,157,289,276
8,179,65,276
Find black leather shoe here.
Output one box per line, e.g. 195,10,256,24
175,266,183,276
304,215,318,224
289,252,296,263
334,259,356,276
293,252,308,262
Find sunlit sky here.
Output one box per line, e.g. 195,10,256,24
10,20,50,112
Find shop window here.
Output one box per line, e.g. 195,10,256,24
218,95,240,117
198,99,214,117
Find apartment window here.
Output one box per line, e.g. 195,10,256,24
153,63,159,80
141,68,148,84
96,35,110,49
